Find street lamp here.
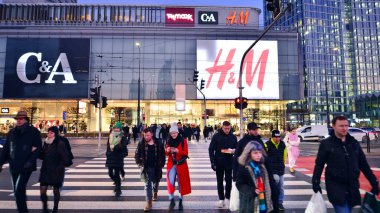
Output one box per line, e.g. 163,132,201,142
136,42,141,127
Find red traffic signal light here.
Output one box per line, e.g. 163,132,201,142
234,97,248,109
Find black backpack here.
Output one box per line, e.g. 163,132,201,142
60,136,74,167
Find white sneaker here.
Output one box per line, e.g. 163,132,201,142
216,200,224,208
224,199,230,208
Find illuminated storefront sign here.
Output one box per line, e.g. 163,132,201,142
197,40,279,99
198,11,218,24
3,38,90,99
165,8,195,27
226,10,250,25
1,108,9,113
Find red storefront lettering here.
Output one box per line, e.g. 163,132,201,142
206,48,270,91
243,49,269,90
205,48,236,90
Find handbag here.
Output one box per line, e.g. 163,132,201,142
361,192,380,213
229,181,240,211
177,155,189,165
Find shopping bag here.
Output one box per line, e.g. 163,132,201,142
305,192,327,213
229,182,240,211
361,192,380,213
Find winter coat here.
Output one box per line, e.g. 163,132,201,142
312,133,378,206
39,138,70,186
166,137,191,196
209,130,237,169
0,124,42,173
105,135,128,168
236,163,273,213
159,127,169,141
233,134,264,180
135,138,166,182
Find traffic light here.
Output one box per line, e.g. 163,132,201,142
193,69,199,82
200,79,205,90
202,114,209,119
90,87,100,106
234,97,248,109
266,0,281,18
102,96,108,108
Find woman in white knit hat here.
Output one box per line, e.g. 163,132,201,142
165,123,191,210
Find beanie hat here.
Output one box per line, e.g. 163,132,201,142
169,123,179,133
113,122,123,130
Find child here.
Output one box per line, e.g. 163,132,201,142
283,127,300,173
236,141,273,213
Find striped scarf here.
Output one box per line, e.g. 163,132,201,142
250,161,267,213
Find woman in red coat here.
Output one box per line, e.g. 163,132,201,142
166,124,191,210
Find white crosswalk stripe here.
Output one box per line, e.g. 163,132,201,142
0,141,334,211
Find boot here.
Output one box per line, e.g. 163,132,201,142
40,194,49,213
114,180,122,197
144,200,152,212
178,199,183,211
169,198,175,210
152,192,158,201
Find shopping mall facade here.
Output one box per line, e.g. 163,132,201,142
0,3,302,134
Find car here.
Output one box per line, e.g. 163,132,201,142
348,127,376,143
297,125,329,142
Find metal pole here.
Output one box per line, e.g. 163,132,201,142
325,69,330,127
188,78,207,131
238,5,290,138
137,45,141,127
98,85,102,152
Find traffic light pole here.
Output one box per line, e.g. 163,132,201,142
238,4,291,138
188,79,207,131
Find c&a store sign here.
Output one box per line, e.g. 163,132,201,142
3,38,90,99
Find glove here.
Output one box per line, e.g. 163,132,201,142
211,163,216,171
370,180,379,195
312,182,322,193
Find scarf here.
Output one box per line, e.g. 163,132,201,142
168,135,183,148
288,133,298,141
110,131,122,151
45,137,55,145
250,161,267,213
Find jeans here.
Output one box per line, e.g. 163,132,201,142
273,174,284,204
108,167,121,185
11,172,33,213
216,167,232,200
145,167,159,201
168,165,182,200
333,195,352,213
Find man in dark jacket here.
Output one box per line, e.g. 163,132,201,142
233,122,279,213
0,110,42,213
312,116,379,212
209,121,237,208
135,128,165,212
265,130,287,211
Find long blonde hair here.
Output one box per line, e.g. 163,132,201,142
238,141,266,166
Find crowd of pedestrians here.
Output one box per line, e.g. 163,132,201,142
0,111,379,213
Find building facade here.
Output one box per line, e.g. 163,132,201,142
0,3,302,134
265,0,380,127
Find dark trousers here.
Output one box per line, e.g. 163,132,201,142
11,172,32,213
216,167,232,200
108,167,121,186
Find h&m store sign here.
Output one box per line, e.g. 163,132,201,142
3,38,90,99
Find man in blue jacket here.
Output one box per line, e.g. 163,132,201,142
0,110,42,213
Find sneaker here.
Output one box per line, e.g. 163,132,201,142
279,204,285,211
121,176,125,181
216,200,224,208
224,199,230,208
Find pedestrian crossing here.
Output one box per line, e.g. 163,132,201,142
0,140,334,211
